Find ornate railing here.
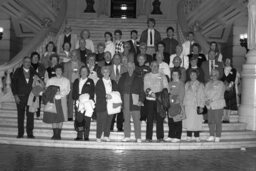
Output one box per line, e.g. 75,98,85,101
0,0,67,105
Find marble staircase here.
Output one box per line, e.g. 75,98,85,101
0,101,256,150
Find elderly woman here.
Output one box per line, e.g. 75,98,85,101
165,69,185,143
95,66,118,142
183,70,205,142
72,66,95,141
222,58,238,123
42,41,57,68
169,44,189,69
144,61,169,142
43,64,70,140
118,62,144,143
155,51,171,80
75,29,95,52
87,53,102,84
205,69,226,142
170,56,186,83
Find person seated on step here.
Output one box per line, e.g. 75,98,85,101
205,69,226,143
43,64,70,140
95,66,119,142
72,66,95,141
144,61,169,142
118,62,144,143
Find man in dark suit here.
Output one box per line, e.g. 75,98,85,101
201,50,224,84
140,18,161,55
110,54,127,131
11,56,36,138
127,30,140,55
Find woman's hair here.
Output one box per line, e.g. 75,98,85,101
45,41,57,52
79,65,90,77
157,41,166,51
147,18,156,26
30,51,40,60
190,69,199,77
54,64,64,72
49,53,60,63
209,41,220,53
192,43,201,52
171,68,181,80
80,29,91,39
101,65,111,75
104,32,113,41
97,42,105,49
62,41,71,50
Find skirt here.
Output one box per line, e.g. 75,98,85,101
43,99,65,123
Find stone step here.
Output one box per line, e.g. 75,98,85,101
0,134,255,150
0,116,246,131
0,108,240,123
0,125,255,141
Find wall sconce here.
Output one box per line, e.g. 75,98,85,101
120,4,127,10
0,27,3,40
240,33,248,52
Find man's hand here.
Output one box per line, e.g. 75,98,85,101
14,95,20,104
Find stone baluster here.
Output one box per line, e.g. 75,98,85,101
0,71,4,97
5,69,11,93
239,0,256,130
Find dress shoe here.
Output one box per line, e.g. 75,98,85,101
27,135,35,139
157,139,164,143
74,137,83,141
68,118,73,121
145,139,152,143
204,120,208,124
223,120,230,123
171,138,181,143
206,136,215,142
117,129,123,132
136,139,142,143
121,137,130,142
96,138,101,142
16,135,23,138
84,138,89,141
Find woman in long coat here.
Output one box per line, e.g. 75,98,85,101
183,70,205,142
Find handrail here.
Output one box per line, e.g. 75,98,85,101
177,0,209,53
0,0,67,103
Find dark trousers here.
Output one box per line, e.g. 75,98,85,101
168,118,182,139
76,116,91,139
187,131,200,137
110,111,123,130
36,96,42,117
145,100,164,140
140,106,147,121
96,111,113,138
17,103,34,136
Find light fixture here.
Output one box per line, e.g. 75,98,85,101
120,4,127,10
240,33,248,52
0,27,3,40
121,15,127,19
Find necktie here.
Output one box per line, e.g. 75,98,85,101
150,30,153,45
211,60,214,74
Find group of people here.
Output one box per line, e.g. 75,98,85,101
11,18,240,143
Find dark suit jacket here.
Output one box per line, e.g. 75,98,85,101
110,64,127,83
72,78,95,101
201,60,224,83
140,29,161,48
162,37,179,55
127,40,140,55
11,66,36,104
153,52,170,64
95,79,118,112
118,72,144,111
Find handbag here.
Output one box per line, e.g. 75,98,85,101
168,95,181,117
43,102,57,114
197,106,208,115
172,104,186,122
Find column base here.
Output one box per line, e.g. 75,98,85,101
239,105,256,130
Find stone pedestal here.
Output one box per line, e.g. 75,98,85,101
239,49,256,130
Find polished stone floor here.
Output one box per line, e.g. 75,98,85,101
0,145,256,171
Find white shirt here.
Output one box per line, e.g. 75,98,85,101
79,78,88,94
182,40,195,56
103,78,112,94
113,65,121,76
209,60,216,74
23,68,30,83
169,54,189,69
147,29,155,47
159,62,171,79
206,53,223,62
46,76,70,98
104,41,115,58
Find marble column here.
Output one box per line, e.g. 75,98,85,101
238,0,256,130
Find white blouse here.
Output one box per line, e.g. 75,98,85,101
46,76,70,98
